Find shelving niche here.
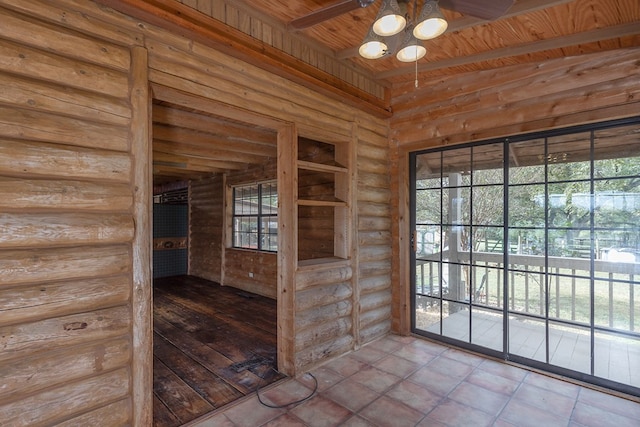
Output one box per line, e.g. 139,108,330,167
297,136,352,265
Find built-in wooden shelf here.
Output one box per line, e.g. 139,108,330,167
297,159,348,174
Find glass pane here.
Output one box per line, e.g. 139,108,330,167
415,295,441,332
509,314,546,362
470,267,503,309
548,229,592,259
442,301,469,341
443,187,470,226
441,262,469,302
234,184,259,215
471,307,503,351
594,124,640,178
472,185,504,226
594,179,640,239
473,143,503,185
415,260,447,298
472,226,504,255
416,225,442,257
594,279,639,331
509,228,545,256
547,275,591,324
262,182,278,215
508,265,546,316
509,138,546,184
508,184,545,228
547,132,591,182
548,322,591,374
415,152,442,189
443,147,471,187
260,216,278,251
416,188,441,224
547,181,591,229
442,226,471,264
594,331,640,388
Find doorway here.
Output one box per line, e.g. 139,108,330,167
149,85,291,425
410,117,640,398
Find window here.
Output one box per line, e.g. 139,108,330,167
411,117,640,397
232,181,277,251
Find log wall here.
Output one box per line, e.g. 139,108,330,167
189,175,223,282
0,0,141,424
389,47,640,334
0,1,393,424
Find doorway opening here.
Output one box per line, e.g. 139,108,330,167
410,117,640,398
149,87,287,426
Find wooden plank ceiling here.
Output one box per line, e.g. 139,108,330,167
97,0,639,187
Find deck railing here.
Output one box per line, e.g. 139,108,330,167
416,251,640,333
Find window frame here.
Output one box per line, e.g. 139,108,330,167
231,180,278,252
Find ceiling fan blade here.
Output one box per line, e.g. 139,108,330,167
289,0,376,30
440,0,515,20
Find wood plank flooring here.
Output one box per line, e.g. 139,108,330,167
153,275,284,427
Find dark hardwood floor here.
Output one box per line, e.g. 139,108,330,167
153,275,284,427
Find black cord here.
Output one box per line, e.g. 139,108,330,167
255,371,319,409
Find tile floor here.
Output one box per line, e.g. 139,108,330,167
186,335,640,427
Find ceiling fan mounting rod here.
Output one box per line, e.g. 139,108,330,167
358,0,376,7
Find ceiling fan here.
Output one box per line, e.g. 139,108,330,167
289,0,515,30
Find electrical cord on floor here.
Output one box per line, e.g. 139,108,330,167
255,369,319,409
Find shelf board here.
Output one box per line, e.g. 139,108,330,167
297,160,348,174
298,257,349,269
298,198,347,207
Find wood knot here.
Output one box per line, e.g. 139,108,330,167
63,322,88,331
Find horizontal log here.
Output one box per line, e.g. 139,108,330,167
0,305,131,364
0,245,131,286
54,399,132,427
0,337,131,401
0,213,134,248
0,275,131,326
0,367,130,427
0,73,130,125
0,38,129,98
0,106,129,152
359,275,392,294
360,305,392,329
356,187,391,204
359,261,392,279
0,178,132,211
0,139,131,182
295,264,352,290
295,300,352,332
358,230,392,246
357,201,391,218
296,283,352,312
359,319,391,344
0,0,141,47
295,334,353,372
358,216,391,231
358,245,392,263
295,317,352,352
358,171,390,190
360,290,392,312
0,7,130,71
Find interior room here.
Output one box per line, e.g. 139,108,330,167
0,0,638,426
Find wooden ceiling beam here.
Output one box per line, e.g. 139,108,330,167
378,21,640,79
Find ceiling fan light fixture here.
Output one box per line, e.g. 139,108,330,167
413,0,448,40
372,0,407,36
359,26,389,59
396,28,426,62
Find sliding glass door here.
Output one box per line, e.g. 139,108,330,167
411,117,640,396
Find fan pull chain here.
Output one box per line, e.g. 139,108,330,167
415,55,419,88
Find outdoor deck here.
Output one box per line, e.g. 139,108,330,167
419,309,640,389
